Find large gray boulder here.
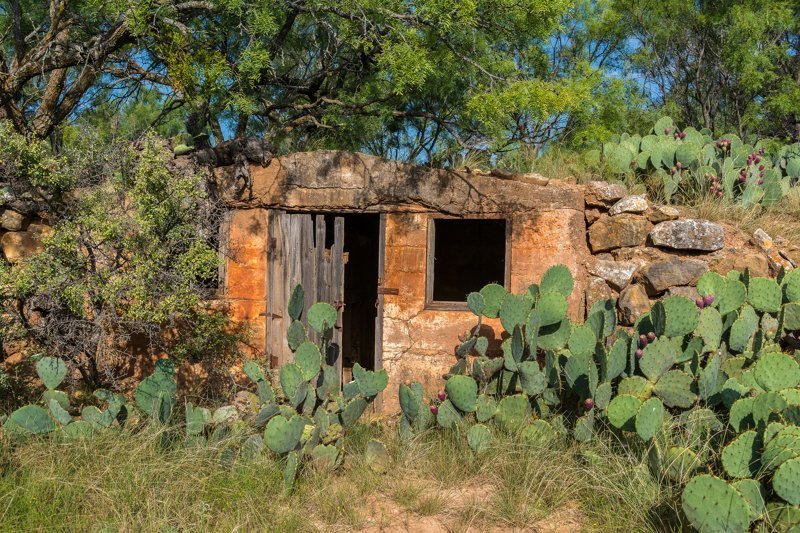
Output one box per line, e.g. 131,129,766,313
650,219,724,251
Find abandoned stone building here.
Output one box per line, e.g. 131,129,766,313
2,149,796,407
211,150,796,410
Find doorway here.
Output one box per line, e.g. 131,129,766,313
265,210,382,382
323,213,380,372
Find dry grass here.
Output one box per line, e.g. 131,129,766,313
0,420,684,532
682,187,800,246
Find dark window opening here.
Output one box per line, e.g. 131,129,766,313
430,218,506,302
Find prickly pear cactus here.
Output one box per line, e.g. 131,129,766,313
35,357,67,390
682,475,751,532
445,375,478,412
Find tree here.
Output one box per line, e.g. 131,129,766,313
0,0,214,140
616,0,800,140
0,128,242,388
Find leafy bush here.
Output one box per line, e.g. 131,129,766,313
402,264,800,532
587,116,800,206
0,130,241,389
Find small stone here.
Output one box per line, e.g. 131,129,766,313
711,253,771,278
667,286,701,301
648,205,680,223
753,228,794,272
27,222,54,238
585,181,628,207
0,231,44,263
618,284,651,326
588,214,652,252
0,209,25,231
650,219,724,251
586,259,638,291
609,195,648,216
585,277,615,314
585,208,604,225
640,257,708,294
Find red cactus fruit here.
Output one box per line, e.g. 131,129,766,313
755,156,762,163
430,405,438,415
584,398,595,410
696,298,705,309
647,332,656,342
676,162,683,170
759,164,765,171
680,132,686,139
759,171,764,178
758,179,764,185
635,349,643,359
639,334,648,347
437,390,446,402
665,128,670,135
739,176,746,183
703,295,715,306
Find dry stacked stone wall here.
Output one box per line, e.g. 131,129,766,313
581,180,796,327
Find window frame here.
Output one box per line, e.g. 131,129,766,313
424,214,512,311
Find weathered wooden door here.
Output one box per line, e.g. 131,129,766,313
266,211,345,378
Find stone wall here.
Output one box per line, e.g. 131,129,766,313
581,181,794,327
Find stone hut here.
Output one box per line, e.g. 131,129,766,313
213,150,795,411
214,151,589,409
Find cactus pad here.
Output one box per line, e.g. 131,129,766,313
697,271,726,298
729,397,755,432
36,357,67,390
243,360,266,383
774,456,800,505
467,424,492,453
280,363,305,399
568,325,596,358
288,284,304,320
445,375,478,412
606,338,628,381
283,450,298,492
695,307,723,352
653,370,696,408
540,264,574,297
311,443,340,470
732,479,765,521
538,319,571,350
651,296,698,337
339,396,368,427
263,415,306,454
762,426,800,471
474,336,489,356
4,404,56,435
752,391,786,426
782,302,800,331
607,394,642,431
523,419,556,445
499,293,531,331
294,342,322,381
754,352,800,391
721,430,760,478
494,394,530,431
717,279,747,316
747,277,782,313
467,292,485,316
537,291,568,327
783,269,800,302
518,361,546,396
479,283,507,318
352,363,389,398
475,394,497,422
618,375,653,401
287,320,307,351
572,411,595,442
399,383,420,421
436,399,463,429
48,399,72,426
639,337,677,381
307,302,337,334
729,308,759,353
635,397,664,441
681,475,751,533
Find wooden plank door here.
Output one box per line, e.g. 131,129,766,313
266,212,346,381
